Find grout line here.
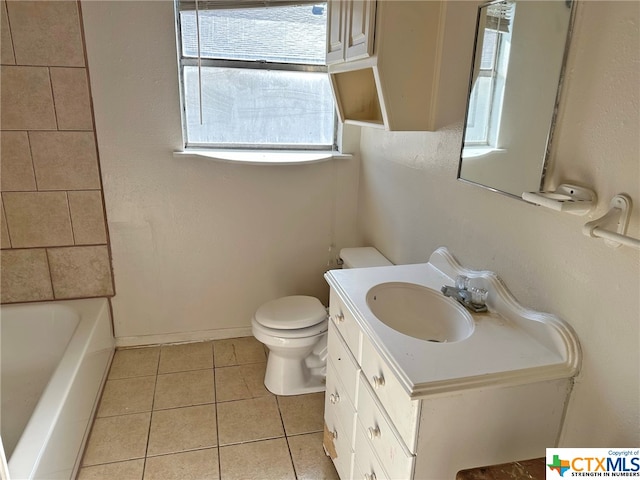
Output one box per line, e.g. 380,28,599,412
140,351,161,479
212,341,223,479
3,0,17,64
275,395,300,480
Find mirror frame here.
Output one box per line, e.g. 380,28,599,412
457,0,578,200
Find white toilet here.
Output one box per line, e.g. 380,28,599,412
252,247,392,395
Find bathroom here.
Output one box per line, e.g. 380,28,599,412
1,0,638,479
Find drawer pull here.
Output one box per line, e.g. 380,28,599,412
334,312,345,323
372,374,385,388
329,393,340,404
364,473,377,480
367,426,381,439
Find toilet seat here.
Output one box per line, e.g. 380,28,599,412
254,295,327,329
252,317,328,339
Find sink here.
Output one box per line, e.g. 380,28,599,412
366,282,475,343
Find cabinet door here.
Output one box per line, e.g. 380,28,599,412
326,0,346,64
345,0,376,61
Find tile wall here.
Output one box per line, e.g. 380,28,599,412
0,0,113,303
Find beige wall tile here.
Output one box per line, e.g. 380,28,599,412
0,131,36,191
1,197,10,249
77,460,144,480
30,132,100,190
2,191,73,248
50,67,93,130
1,1,15,65
219,438,295,480
81,413,150,466
144,449,219,480
48,245,114,298
147,404,217,456
6,0,84,67
0,248,53,302
0,66,57,130
68,190,107,245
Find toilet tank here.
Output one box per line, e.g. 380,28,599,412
339,247,392,269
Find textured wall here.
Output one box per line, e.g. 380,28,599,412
0,1,113,302
357,1,639,446
80,1,360,345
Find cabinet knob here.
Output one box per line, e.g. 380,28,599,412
364,473,377,480
329,393,340,404
330,429,338,440
334,312,345,323
372,374,385,388
367,426,381,439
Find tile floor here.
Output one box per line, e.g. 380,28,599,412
77,337,339,480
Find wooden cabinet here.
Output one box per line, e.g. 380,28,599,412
326,0,377,65
325,0,479,131
324,286,572,479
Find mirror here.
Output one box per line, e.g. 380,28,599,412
458,0,574,198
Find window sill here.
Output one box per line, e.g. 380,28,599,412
173,149,351,165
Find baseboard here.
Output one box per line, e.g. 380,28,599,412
115,326,254,348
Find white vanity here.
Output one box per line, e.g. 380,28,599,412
323,247,581,480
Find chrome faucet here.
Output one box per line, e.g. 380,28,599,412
441,275,488,313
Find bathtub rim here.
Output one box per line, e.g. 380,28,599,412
3,298,114,480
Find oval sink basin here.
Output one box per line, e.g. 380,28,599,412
366,282,475,343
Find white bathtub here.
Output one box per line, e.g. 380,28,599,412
1,299,114,480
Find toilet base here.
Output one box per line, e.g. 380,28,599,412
263,351,326,396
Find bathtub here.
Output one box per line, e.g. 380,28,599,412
1,299,114,480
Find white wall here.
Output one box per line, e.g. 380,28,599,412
81,1,360,344
357,1,639,446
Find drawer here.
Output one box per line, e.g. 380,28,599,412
357,372,415,480
354,420,390,480
328,322,360,405
360,333,420,452
325,359,357,449
329,289,362,360
324,406,354,480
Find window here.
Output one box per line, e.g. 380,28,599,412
464,2,514,148
175,0,336,150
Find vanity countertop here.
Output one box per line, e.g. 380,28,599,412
324,247,581,398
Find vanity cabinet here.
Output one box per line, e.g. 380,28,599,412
325,0,478,131
324,286,573,480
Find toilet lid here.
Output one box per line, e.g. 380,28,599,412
255,296,327,329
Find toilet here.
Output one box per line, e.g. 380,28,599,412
252,247,392,395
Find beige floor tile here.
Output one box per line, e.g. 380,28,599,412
288,432,339,480
81,413,150,466
158,341,213,374
109,347,160,379
147,404,217,456
219,438,295,480
97,376,155,417
278,392,325,435
143,448,220,480
77,459,144,480
217,396,284,446
213,337,267,367
154,369,215,410
214,363,270,402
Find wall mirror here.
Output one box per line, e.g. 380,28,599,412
458,0,575,198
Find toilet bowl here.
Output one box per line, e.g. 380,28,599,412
252,247,392,396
